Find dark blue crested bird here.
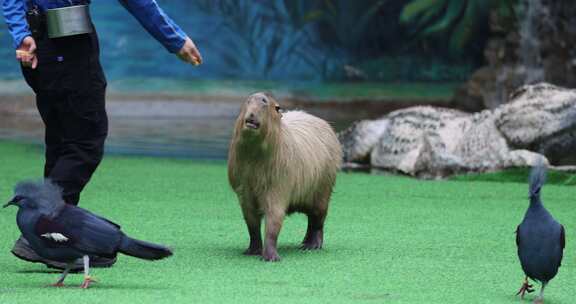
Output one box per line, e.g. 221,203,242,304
4,180,173,288
516,163,565,304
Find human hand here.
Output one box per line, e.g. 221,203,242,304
177,37,203,66
16,36,38,69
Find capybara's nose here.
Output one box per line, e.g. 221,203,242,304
248,113,255,120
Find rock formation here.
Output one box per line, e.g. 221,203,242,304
340,83,576,178
453,0,576,111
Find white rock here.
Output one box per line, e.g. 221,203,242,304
339,83,575,177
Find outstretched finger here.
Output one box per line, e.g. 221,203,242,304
184,51,200,66
191,47,203,65
190,54,200,66
31,56,38,69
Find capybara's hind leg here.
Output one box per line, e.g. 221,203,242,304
241,204,263,256
301,211,326,250
262,209,285,262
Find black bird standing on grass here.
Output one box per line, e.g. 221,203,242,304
516,163,565,304
4,180,173,288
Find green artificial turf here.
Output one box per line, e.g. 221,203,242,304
0,141,574,304
452,168,576,186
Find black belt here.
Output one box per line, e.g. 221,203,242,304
26,1,92,39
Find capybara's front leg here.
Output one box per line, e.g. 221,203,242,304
239,195,262,255
262,209,285,262
241,204,262,256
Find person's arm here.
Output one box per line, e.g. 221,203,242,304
2,0,31,49
117,0,202,65
2,0,37,68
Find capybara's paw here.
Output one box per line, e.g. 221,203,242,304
300,241,322,250
300,233,323,250
243,247,262,256
262,249,281,262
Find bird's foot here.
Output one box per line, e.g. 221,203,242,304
516,280,534,299
49,282,65,288
80,275,96,289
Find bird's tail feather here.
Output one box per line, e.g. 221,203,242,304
529,159,547,198
119,236,173,260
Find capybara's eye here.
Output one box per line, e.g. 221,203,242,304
261,97,268,104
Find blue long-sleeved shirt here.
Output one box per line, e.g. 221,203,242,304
2,0,187,53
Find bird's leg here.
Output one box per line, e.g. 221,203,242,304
516,276,535,299
533,283,546,304
80,255,96,289
50,262,73,287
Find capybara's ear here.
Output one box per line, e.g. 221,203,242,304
261,91,282,117
271,100,283,118
262,91,277,103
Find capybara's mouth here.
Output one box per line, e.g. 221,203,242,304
245,118,260,129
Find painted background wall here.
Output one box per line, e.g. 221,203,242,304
0,0,489,83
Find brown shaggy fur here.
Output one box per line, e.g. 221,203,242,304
228,93,342,261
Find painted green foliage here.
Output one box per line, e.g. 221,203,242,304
400,0,517,53
187,0,394,79
284,0,387,48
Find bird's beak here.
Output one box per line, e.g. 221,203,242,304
3,197,17,208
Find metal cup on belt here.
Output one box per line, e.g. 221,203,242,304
46,5,93,38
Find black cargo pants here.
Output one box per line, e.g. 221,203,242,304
21,31,108,205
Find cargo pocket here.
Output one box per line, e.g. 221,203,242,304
60,87,108,141
30,60,66,93
62,56,107,121
66,88,106,123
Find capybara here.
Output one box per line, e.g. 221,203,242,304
228,92,341,261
